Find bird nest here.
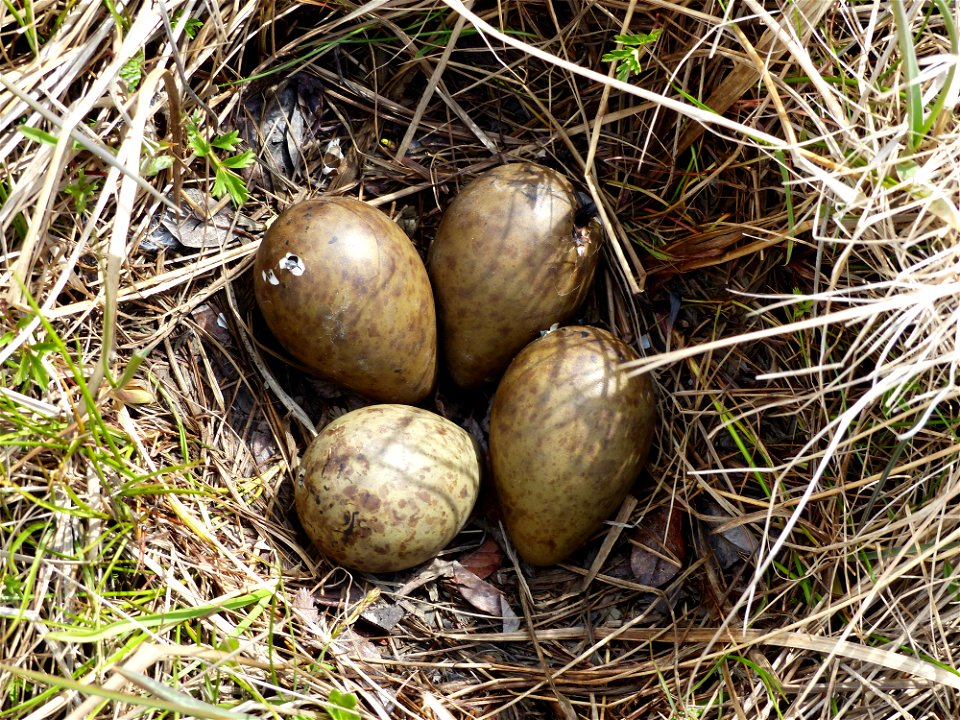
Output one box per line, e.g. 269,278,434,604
3,0,960,718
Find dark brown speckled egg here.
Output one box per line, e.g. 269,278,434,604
254,197,437,403
427,163,600,388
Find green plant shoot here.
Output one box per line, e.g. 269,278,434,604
173,11,203,38
186,115,255,205
120,50,144,91
602,30,662,81
325,689,360,720
64,169,101,213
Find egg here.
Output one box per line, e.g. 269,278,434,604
295,404,482,573
254,197,437,403
427,163,600,388
489,326,657,565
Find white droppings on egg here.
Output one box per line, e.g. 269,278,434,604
279,253,306,276
262,269,280,286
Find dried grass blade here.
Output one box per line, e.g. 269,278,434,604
440,0,784,147
5,6,162,306
740,0,850,132
438,627,960,690
89,67,176,402
676,0,834,154
395,1,473,160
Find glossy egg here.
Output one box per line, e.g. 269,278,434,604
427,163,600,388
254,197,437,403
489,326,657,565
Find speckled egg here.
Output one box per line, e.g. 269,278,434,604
489,326,657,566
427,162,600,388
295,404,482,573
254,197,437,403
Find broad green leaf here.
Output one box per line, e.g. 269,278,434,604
120,51,144,91
326,689,360,720
144,154,175,175
211,167,248,205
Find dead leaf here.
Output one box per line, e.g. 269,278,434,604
698,497,758,568
452,560,519,631
500,595,520,633
291,587,321,626
191,304,232,345
629,506,686,587
110,379,156,406
333,627,382,661
236,75,326,190
452,561,503,616
322,137,344,176
360,602,405,634
396,558,454,596
459,537,502,579
143,188,251,250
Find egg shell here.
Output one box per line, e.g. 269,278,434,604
489,326,657,566
254,197,437,403
427,163,600,388
295,404,482,573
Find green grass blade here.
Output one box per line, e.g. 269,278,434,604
0,663,257,720
892,0,924,151
774,149,796,263
114,666,260,719
43,587,275,642
920,0,959,137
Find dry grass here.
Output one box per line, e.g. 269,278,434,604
2,0,960,718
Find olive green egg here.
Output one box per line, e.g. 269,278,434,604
489,326,657,566
254,197,437,403
427,163,600,388
295,404,482,573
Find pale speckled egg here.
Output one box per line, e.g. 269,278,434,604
295,404,482,573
